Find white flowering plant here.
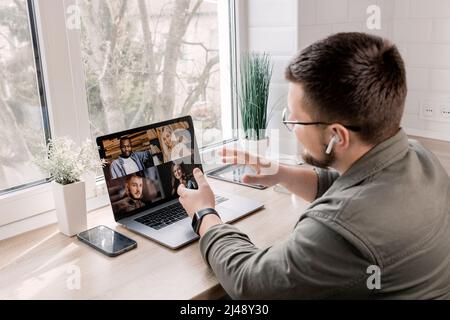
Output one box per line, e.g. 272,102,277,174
33,137,105,185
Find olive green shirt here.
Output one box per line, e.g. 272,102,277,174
200,129,450,299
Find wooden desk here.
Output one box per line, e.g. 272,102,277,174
0,178,309,300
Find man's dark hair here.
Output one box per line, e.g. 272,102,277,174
119,137,131,145
285,32,407,144
126,172,144,183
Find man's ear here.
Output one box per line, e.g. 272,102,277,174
328,125,350,151
326,135,340,154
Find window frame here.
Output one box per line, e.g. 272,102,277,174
0,0,52,195
0,0,240,239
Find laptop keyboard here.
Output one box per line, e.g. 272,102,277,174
135,202,187,230
135,195,229,230
215,195,228,205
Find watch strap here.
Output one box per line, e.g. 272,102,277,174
192,208,219,235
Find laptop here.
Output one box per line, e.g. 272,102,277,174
96,115,264,249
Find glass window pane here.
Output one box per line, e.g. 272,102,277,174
0,0,48,193
80,0,229,148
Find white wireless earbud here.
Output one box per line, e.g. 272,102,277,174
325,135,340,155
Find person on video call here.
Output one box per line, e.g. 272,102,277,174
114,174,147,213
159,126,192,163
177,33,450,299
171,163,198,195
110,137,155,179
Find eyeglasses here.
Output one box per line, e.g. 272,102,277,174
282,107,361,132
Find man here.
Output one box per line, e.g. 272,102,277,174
177,33,450,299
114,174,146,213
110,137,154,178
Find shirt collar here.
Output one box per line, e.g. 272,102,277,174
332,128,409,190
119,152,135,162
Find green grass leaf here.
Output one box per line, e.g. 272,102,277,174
238,52,273,140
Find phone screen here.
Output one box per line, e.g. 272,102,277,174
77,225,136,256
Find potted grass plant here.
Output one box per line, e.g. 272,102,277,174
33,137,105,236
238,52,274,156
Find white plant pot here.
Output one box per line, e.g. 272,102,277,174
239,137,270,158
52,181,87,237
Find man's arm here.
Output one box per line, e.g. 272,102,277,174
200,217,372,299
219,148,339,203
244,164,339,203
197,166,340,234
276,165,340,202
277,165,318,202
177,169,369,299
110,160,120,179
134,150,154,167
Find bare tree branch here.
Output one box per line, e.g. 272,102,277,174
181,40,218,53
180,55,219,115
129,0,162,128
81,0,129,132
160,0,207,118
13,0,27,13
184,0,203,27
159,0,191,118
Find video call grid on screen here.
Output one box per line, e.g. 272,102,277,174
96,116,202,220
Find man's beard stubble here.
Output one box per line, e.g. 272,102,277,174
301,147,336,169
130,193,142,200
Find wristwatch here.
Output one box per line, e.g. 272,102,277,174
191,208,219,235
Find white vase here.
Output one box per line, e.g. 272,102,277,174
239,137,270,158
52,181,87,236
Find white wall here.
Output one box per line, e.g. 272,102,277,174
396,0,450,140
243,0,450,148
243,0,300,155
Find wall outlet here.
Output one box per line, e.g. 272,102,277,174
439,105,450,120
420,100,435,119
419,99,450,123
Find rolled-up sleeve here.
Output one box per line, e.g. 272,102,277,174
199,218,372,299
314,168,340,199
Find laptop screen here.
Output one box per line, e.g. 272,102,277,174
96,116,202,221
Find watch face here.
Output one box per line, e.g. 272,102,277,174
192,209,217,235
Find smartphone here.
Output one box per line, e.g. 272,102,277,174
77,225,137,257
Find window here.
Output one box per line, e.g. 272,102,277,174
0,0,237,235
79,0,235,148
0,0,50,194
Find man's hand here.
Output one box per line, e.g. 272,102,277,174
177,168,216,218
219,147,282,187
